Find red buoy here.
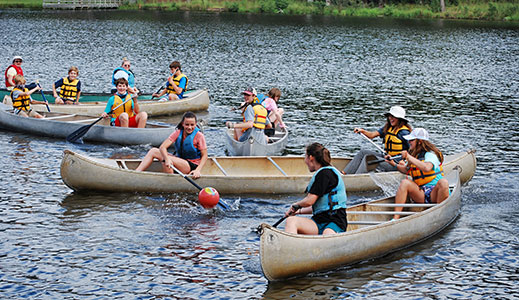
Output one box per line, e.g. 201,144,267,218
198,187,220,209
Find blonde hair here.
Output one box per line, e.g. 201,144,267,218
68,66,79,75
13,74,25,85
411,140,444,163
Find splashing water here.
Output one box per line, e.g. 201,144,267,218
369,172,403,197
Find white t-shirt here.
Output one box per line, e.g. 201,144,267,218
6,67,17,90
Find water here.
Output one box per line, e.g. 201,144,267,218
1,10,518,299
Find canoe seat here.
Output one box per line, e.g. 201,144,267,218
348,211,416,215
67,118,100,123
45,114,76,120
368,203,437,208
348,220,385,225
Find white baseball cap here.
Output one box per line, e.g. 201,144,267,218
404,128,429,141
12,56,23,62
385,105,407,121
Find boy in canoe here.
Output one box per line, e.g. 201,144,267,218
388,128,449,220
152,61,189,101
9,75,46,118
101,78,147,128
135,111,208,179
52,66,81,105
283,143,348,235
226,87,272,143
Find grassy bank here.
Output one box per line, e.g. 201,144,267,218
1,0,518,21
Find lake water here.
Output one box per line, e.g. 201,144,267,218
0,9,518,299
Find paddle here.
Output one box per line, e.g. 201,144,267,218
169,164,230,210
254,204,300,233
37,83,50,112
151,85,164,100
66,97,131,143
358,132,401,162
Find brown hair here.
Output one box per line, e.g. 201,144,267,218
169,61,181,71
382,118,412,135
177,111,197,130
410,140,444,163
267,88,281,100
306,142,331,167
68,66,79,75
114,78,128,87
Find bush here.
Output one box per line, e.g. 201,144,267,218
275,0,289,11
260,0,277,13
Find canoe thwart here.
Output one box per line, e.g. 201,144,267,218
367,203,437,208
348,211,417,215
267,157,288,177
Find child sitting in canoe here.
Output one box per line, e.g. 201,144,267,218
9,75,46,118
53,66,81,105
283,143,348,235
101,78,147,128
258,88,286,129
152,61,188,102
388,128,449,220
135,111,207,179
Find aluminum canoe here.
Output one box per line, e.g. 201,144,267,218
2,89,209,117
259,168,463,281
225,127,288,156
0,103,173,146
60,149,475,194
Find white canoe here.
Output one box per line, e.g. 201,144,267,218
14,89,210,117
259,168,462,281
0,103,173,146
225,127,288,156
60,149,475,194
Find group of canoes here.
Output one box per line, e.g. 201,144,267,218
3,55,477,281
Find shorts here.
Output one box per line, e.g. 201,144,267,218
187,160,198,171
16,109,40,118
421,185,435,204
312,219,345,235
114,115,138,127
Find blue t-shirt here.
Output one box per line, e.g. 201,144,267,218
423,151,443,187
166,76,187,99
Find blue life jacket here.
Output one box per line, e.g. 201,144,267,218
257,93,267,104
174,127,201,160
112,67,135,88
307,166,348,215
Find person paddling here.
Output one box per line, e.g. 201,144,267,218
390,128,449,220
343,105,412,174
284,143,348,235
152,61,189,101
136,111,208,179
9,75,46,119
101,78,147,128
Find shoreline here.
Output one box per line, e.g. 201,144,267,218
0,1,518,22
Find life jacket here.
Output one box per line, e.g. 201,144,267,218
407,151,444,187
384,125,410,156
111,67,135,88
252,103,268,129
307,166,348,215
166,73,188,95
174,127,201,160
10,86,31,111
111,93,134,120
5,64,23,89
256,93,267,104
58,77,79,100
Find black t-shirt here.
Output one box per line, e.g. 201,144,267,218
307,168,348,231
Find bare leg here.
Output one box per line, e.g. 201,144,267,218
430,178,449,203
168,94,179,101
118,112,129,127
394,179,423,219
136,111,148,128
135,148,162,172
285,216,318,235
169,156,191,175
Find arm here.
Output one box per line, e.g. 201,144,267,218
285,193,319,217
159,138,175,166
20,85,41,97
190,149,208,179
168,76,184,94
353,127,380,139
133,99,140,114
75,91,81,104
153,86,168,98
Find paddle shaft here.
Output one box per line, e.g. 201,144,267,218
66,97,132,143
272,216,287,228
169,164,229,210
151,86,163,99
37,83,50,112
359,132,402,160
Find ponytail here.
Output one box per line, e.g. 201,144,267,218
177,111,197,130
306,142,331,167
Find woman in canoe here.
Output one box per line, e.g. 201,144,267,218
101,78,147,128
135,111,208,179
343,105,412,174
284,142,348,235
389,128,449,220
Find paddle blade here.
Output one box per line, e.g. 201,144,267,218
66,117,102,143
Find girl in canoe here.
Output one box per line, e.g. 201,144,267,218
135,111,208,179
343,105,412,174
259,88,286,129
389,128,449,220
284,142,348,235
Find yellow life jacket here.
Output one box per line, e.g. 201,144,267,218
58,77,79,101
407,152,444,186
166,73,188,94
111,94,134,119
384,125,410,156
10,87,31,111
252,103,268,129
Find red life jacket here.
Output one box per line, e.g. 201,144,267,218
5,64,24,88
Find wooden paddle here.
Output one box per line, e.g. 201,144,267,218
169,164,230,210
37,83,50,112
66,97,131,143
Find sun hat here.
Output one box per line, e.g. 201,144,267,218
385,105,407,121
12,56,23,62
242,87,257,96
404,128,429,141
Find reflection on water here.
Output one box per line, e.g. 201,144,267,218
0,10,518,299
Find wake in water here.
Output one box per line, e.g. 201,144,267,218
369,172,401,197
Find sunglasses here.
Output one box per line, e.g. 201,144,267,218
14,60,22,63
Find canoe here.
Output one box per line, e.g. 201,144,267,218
259,168,462,281
60,149,475,194
1,89,210,117
0,103,173,146
225,127,288,156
